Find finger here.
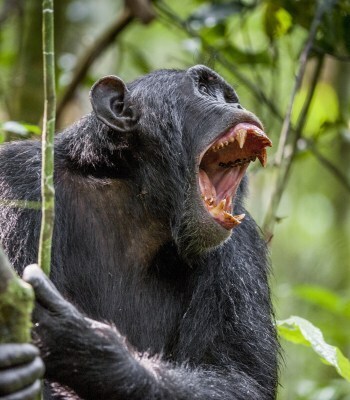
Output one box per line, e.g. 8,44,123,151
0,380,41,400
22,265,72,314
0,345,39,368
0,357,44,395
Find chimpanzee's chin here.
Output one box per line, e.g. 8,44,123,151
173,195,232,258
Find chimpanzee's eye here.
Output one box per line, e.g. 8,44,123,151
224,89,239,104
199,83,209,95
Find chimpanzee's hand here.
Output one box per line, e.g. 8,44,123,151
0,343,44,400
22,265,115,386
22,264,84,326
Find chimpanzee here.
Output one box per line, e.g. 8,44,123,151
0,65,278,399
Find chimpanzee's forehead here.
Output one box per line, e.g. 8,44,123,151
127,68,184,90
126,65,235,99
186,64,225,82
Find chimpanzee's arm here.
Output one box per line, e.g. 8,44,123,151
23,265,270,400
0,343,44,400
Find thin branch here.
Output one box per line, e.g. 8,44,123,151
274,0,335,166
262,55,325,239
39,0,56,275
56,8,134,124
294,56,325,141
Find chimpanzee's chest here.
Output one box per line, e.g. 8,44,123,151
56,257,191,355
52,195,193,354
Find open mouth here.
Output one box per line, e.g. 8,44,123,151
198,122,272,230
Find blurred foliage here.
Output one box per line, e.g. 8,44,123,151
277,316,350,382
0,0,349,398
0,121,41,143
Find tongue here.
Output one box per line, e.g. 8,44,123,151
211,164,248,202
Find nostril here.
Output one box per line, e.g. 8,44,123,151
234,103,243,110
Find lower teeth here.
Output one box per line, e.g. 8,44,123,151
202,196,246,227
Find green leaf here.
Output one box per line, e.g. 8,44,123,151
277,324,310,346
20,123,41,135
264,4,293,40
1,121,41,137
277,316,350,382
2,121,28,136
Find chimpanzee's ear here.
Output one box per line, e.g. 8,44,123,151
90,76,136,132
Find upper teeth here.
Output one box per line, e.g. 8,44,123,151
209,127,268,168
235,129,247,149
211,129,248,152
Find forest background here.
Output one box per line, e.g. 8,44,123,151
0,0,349,398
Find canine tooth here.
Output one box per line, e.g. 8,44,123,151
223,212,245,225
257,148,267,167
263,138,272,147
234,213,245,221
236,129,247,149
223,212,235,220
210,199,226,216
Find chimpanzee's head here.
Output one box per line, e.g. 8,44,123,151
90,65,271,256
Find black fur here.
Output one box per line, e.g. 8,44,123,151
0,65,278,399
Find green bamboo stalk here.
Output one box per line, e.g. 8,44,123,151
0,248,38,395
0,247,34,344
38,0,56,276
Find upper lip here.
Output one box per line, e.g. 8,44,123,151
198,120,269,165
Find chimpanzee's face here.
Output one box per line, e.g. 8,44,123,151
175,65,271,253
90,65,271,255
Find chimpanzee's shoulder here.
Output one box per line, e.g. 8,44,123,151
0,139,42,184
